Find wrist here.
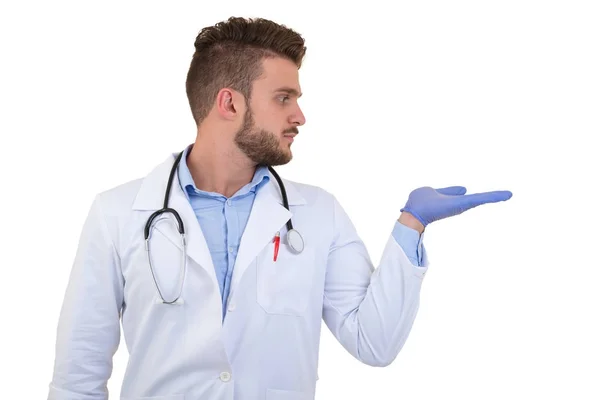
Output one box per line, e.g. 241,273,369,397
398,212,425,234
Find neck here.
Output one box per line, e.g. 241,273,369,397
186,133,256,198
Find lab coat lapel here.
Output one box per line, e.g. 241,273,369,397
228,172,305,298
132,154,219,290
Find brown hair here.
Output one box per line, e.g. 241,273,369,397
185,16,307,126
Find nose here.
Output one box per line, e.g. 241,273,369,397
290,104,306,126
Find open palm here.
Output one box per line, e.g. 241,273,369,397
400,186,513,227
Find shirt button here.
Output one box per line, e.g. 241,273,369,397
220,372,231,382
229,247,234,253
226,199,232,206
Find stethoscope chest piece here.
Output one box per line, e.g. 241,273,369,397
286,228,304,254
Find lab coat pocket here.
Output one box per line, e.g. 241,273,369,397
120,395,184,400
256,242,316,316
266,388,312,400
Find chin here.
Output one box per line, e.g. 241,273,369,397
273,152,293,166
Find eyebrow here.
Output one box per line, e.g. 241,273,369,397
274,87,302,98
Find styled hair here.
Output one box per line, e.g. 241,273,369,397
185,16,307,126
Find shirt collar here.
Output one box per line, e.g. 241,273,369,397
178,144,271,201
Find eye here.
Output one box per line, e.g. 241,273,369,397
278,95,290,103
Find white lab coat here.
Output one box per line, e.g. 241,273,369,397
48,153,430,400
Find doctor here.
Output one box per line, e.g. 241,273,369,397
47,16,512,400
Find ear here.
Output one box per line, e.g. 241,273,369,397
215,88,244,120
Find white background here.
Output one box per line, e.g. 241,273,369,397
1,0,599,398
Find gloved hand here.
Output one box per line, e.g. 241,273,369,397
400,186,512,228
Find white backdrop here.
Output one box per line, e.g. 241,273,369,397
1,1,598,399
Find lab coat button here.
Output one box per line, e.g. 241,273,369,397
228,303,235,311
220,372,231,382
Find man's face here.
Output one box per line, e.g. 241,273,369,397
234,57,306,166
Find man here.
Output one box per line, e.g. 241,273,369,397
47,16,512,400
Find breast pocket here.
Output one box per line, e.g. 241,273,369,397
256,242,316,316
121,395,184,400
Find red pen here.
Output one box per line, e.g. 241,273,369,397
273,231,280,261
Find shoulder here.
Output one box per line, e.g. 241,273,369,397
93,177,145,215
278,176,337,208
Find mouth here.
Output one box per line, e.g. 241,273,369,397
283,134,296,143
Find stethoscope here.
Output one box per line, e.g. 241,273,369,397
144,150,304,304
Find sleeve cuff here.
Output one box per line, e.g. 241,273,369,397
392,220,426,267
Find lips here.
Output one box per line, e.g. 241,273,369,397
283,135,295,143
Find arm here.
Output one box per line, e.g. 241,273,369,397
322,196,429,367
47,195,124,400
322,185,511,367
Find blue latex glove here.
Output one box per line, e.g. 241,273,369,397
400,186,512,228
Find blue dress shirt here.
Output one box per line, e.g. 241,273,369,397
177,145,425,321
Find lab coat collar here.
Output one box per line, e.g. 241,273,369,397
177,143,272,202
132,153,306,210
131,152,307,297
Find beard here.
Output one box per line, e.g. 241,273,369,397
233,106,294,167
